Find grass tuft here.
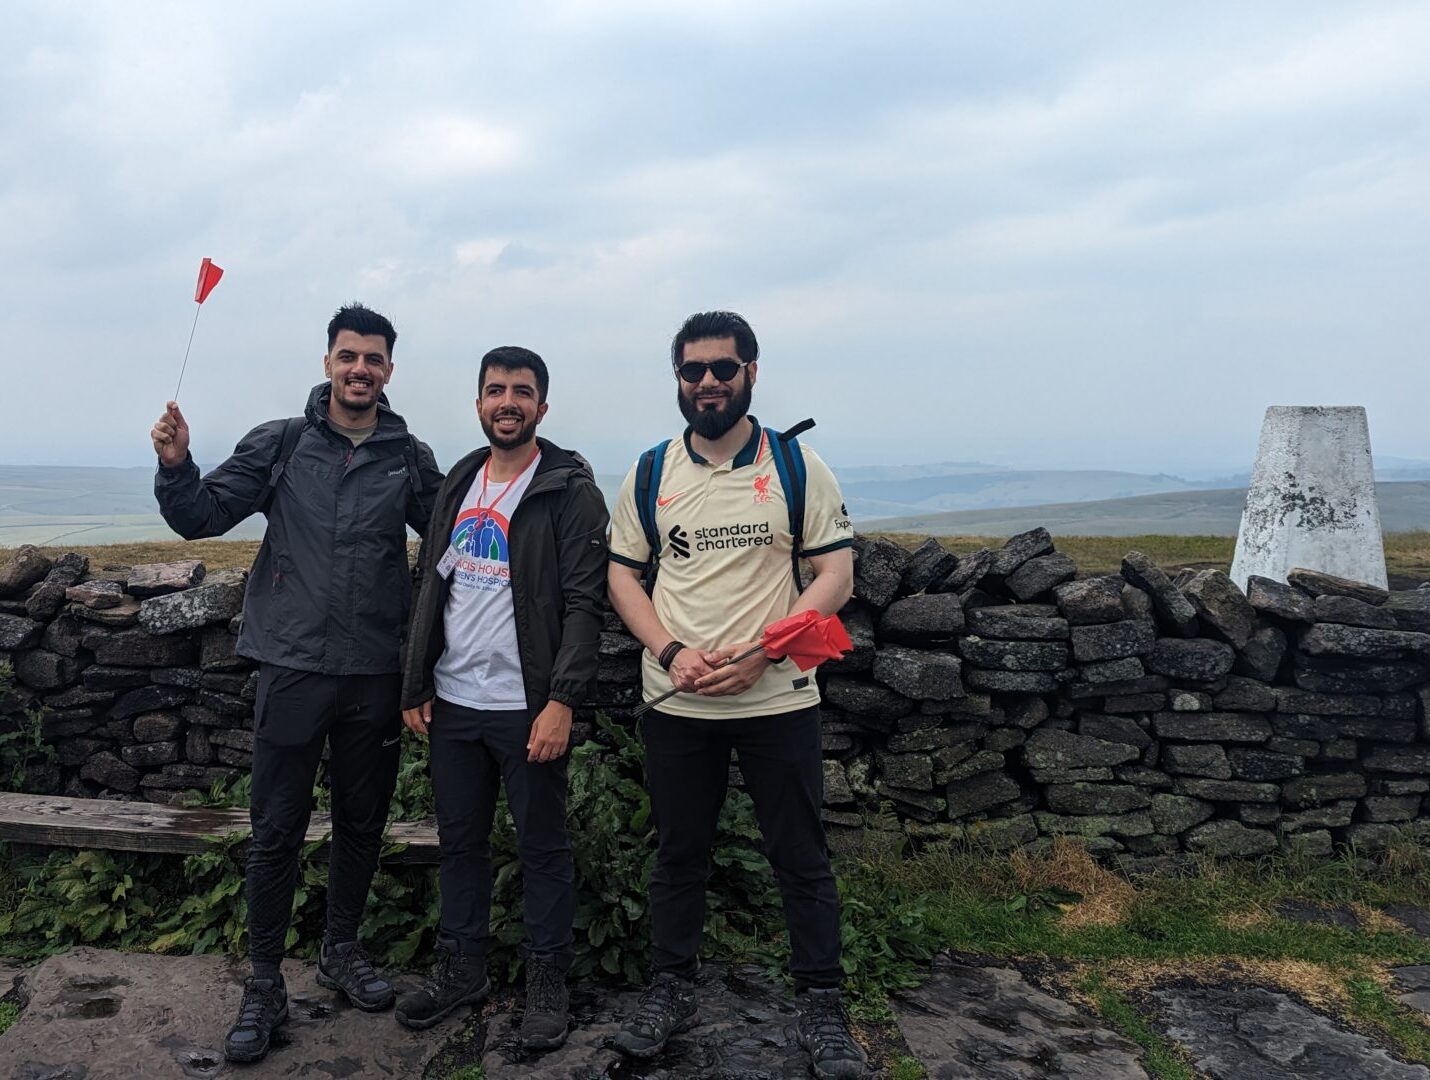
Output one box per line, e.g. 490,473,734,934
1076,972,1195,1080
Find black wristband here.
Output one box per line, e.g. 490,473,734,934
658,640,685,670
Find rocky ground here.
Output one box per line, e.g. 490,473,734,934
4,934,1430,1079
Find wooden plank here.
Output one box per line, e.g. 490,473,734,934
0,792,440,864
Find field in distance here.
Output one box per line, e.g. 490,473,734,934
11,532,1430,587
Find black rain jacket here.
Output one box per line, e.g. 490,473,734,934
154,383,444,674
400,437,609,714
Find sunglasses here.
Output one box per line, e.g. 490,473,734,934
675,357,750,383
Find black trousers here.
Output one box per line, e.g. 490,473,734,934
246,664,402,970
642,705,843,991
429,698,575,966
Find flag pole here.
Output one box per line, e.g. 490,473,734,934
631,643,765,718
173,303,203,401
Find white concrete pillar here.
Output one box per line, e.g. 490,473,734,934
1230,406,1387,591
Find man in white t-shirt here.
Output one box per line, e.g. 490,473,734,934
606,311,865,1079
397,347,609,1049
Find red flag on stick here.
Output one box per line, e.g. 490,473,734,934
194,257,224,303
632,610,852,716
759,609,853,671
174,257,225,400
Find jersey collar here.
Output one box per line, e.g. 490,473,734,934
683,415,763,469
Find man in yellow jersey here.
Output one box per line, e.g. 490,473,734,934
606,312,864,1079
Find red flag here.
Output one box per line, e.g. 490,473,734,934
194,257,224,304
760,610,853,671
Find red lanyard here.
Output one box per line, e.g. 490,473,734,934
475,447,540,523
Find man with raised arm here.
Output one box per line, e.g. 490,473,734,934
396,346,608,1049
150,303,443,1064
605,311,865,1079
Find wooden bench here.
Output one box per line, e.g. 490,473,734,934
0,792,440,865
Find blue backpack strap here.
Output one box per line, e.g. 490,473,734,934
634,440,671,584
256,416,305,515
767,419,814,589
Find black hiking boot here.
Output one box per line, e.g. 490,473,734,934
224,975,288,1063
610,971,698,1059
395,936,490,1031
317,939,395,1011
519,953,570,1051
795,987,868,1080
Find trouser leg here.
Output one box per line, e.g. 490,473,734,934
429,698,502,955
483,708,575,967
246,664,332,974
323,672,403,945
642,710,731,979
733,706,843,991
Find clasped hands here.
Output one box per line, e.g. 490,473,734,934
668,642,771,697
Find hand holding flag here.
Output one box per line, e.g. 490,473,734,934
632,610,852,717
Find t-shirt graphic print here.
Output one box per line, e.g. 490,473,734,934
433,452,541,711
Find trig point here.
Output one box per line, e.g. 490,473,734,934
1230,406,1387,591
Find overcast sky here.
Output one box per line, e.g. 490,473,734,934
4,1,1427,478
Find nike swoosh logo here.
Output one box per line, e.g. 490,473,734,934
381,736,401,747
656,492,686,507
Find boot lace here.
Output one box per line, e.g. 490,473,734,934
236,979,279,1030
342,943,382,991
423,947,463,996
528,958,566,1013
631,974,689,1030
801,993,859,1054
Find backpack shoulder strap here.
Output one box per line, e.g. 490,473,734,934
404,434,421,500
767,419,814,590
256,417,305,515
634,440,671,592
634,440,670,558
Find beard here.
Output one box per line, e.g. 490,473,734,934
480,409,540,450
678,378,752,440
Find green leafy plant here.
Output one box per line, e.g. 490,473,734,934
150,833,250,955
9,848,165,951
0,662,53,792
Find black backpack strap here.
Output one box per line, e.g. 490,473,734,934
256,417,305,515
403,434,422,500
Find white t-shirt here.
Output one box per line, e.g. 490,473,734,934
433,452,541,710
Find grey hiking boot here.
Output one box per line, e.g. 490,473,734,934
224,975,288,1063
519,953,570,1051
610,971,698,1058
395,936,489,1031
317,939,395,1011
795,987,868,1080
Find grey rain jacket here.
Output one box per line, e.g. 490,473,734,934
154,383,444,674
400,438,609,714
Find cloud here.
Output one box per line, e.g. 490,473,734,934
2,0,1427,478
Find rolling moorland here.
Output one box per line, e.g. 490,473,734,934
3,461,1429,547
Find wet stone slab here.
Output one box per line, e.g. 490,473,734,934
890,954,1148,1079
0,946,457,1079
1155,985,1430,1080
475,962,813,1079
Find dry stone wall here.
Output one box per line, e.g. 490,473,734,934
4,532,1430,872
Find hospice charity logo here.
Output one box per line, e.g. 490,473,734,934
449,508,512,591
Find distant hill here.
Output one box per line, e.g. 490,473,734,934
4,462,1429,547
837,468,1217,519
863,481,1430,537
0,464,627,547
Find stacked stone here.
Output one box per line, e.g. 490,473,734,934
7,536,1430,867
1,547,250,804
